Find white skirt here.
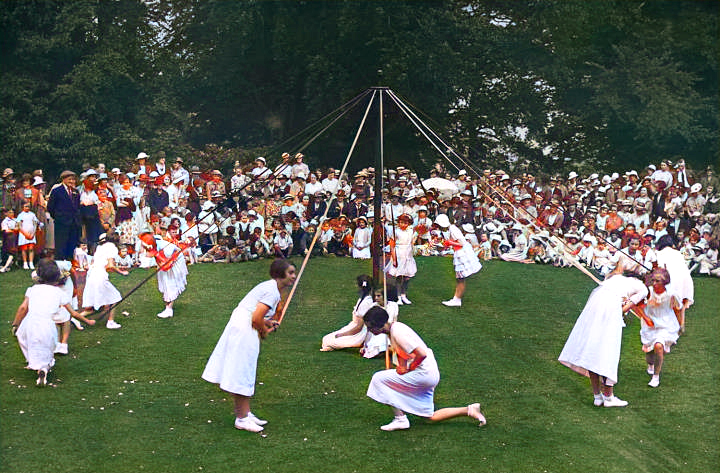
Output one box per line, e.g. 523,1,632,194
367,349,439,417
82,269,122,310
202,307,260,396
453,243,482,279
321,321,367,350
16,314,58,371
387,244,417,277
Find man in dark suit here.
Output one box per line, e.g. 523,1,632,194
47,170,82,261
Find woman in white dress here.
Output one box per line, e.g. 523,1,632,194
320,275,374,351
81,231,128,329
202,259,296,433
655,235,693,327
12,259,86,386
364,306,486,431
558,263,648,407
640,268,682,388
435,214,482,307
387,214,417,305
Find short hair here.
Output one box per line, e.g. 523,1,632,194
364,306,389,331
655,234,676,251
269,258,294,279
646,267,671,286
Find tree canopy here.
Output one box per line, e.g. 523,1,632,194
1,0,717,179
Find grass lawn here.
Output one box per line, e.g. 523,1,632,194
1,257,718,473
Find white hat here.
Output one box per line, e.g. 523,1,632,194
690,183,702,193
627,170,638,177
647,164,657,171
435,214,450,228
84,169,98,177
458,169,467,176
248,210,257,216
611,172,619,181
461,189,472,196
256,156,266,163
149,171,159,178
32,176,45,186
126,172,136,179
588,173,599,180
136,152,148,160
490,234,502,242
519,193,532,201
568,171,578,180
484,222,498,233
461,223,474,233
201,201,215,211
602,175,611,184
511,222,524,232
97,173,108,180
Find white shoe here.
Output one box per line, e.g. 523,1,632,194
23,262,29,270
648,375,660,388
54,343,68,355
380,415,410,431
603,395,628,407
106,320,122,329
467,403,486,426
70,318,84,330
247,412,268,426
396,298,404,306
28,262,34,269
235,416,264,432
157,308,174,318
400,295,412,305
646,364,655,375
36,368,48,386
442,298,461,307
593,394,604,407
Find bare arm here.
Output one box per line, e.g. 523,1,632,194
397,346,428,375
11,297,30,333
251,303,273,339
334,316,364,338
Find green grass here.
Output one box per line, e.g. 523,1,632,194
1,258,718,473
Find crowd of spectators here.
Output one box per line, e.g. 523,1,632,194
1,151,718,278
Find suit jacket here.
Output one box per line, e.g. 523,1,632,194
47,184,81,225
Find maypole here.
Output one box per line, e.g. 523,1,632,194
372,87,389,284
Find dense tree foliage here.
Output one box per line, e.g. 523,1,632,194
1,0,716,179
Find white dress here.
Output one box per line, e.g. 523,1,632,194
448,225,482,278
640,288,680,353
202,280,281,396
16,210,39,245
321,296,374,350
16,285,70,371
362,301,399,359
52,261,75,323
558,275,648,385
367,322,440,417
387,227,417,277
156,239,188,303
352,227,372,259
82,242,122,310
655,247,694,306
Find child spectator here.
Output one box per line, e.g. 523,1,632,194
0,208,18,272
16,202,41,269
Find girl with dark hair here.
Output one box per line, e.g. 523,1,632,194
12,259,88,386
80,231,128,329
655,234,694,317
640,268,683,388
364,306,486,431
387,213,417,304
362,285,400,359
320,275,374,351
202,259,296,433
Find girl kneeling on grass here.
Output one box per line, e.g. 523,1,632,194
12,259,90,386
202,259,296,433
640,267,682,388
364,306,486,431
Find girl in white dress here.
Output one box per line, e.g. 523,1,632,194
362,286,399,359
558,263,648,407
387,214,417,304
138,232,189,319
435,214,482,307
364,306,486,431
12,260,87,385
640,268,682,388
81,232,128,329
202,259,296,433
320,275,374,351
16,202,40,269
351,216,372,259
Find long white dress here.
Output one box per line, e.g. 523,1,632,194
367,322,440,417
202,280,281,396
655,247,694,306
447,225,482,278
558,275,648,385
156,239,188,303
640,288,680,353
82,242,122,310
387,227,417,277
16,285,70,371
351,227,372,259
321,296,374,350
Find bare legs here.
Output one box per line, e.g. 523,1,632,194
233,394,251,419
383,403,486,430
454,279,466,300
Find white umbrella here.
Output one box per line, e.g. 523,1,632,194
421,177,457,192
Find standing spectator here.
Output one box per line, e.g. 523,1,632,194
47,170,81,261
171,157,190,187
16,202,41,269
291,153,310,179
1,207,18,272
78,170,103,251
